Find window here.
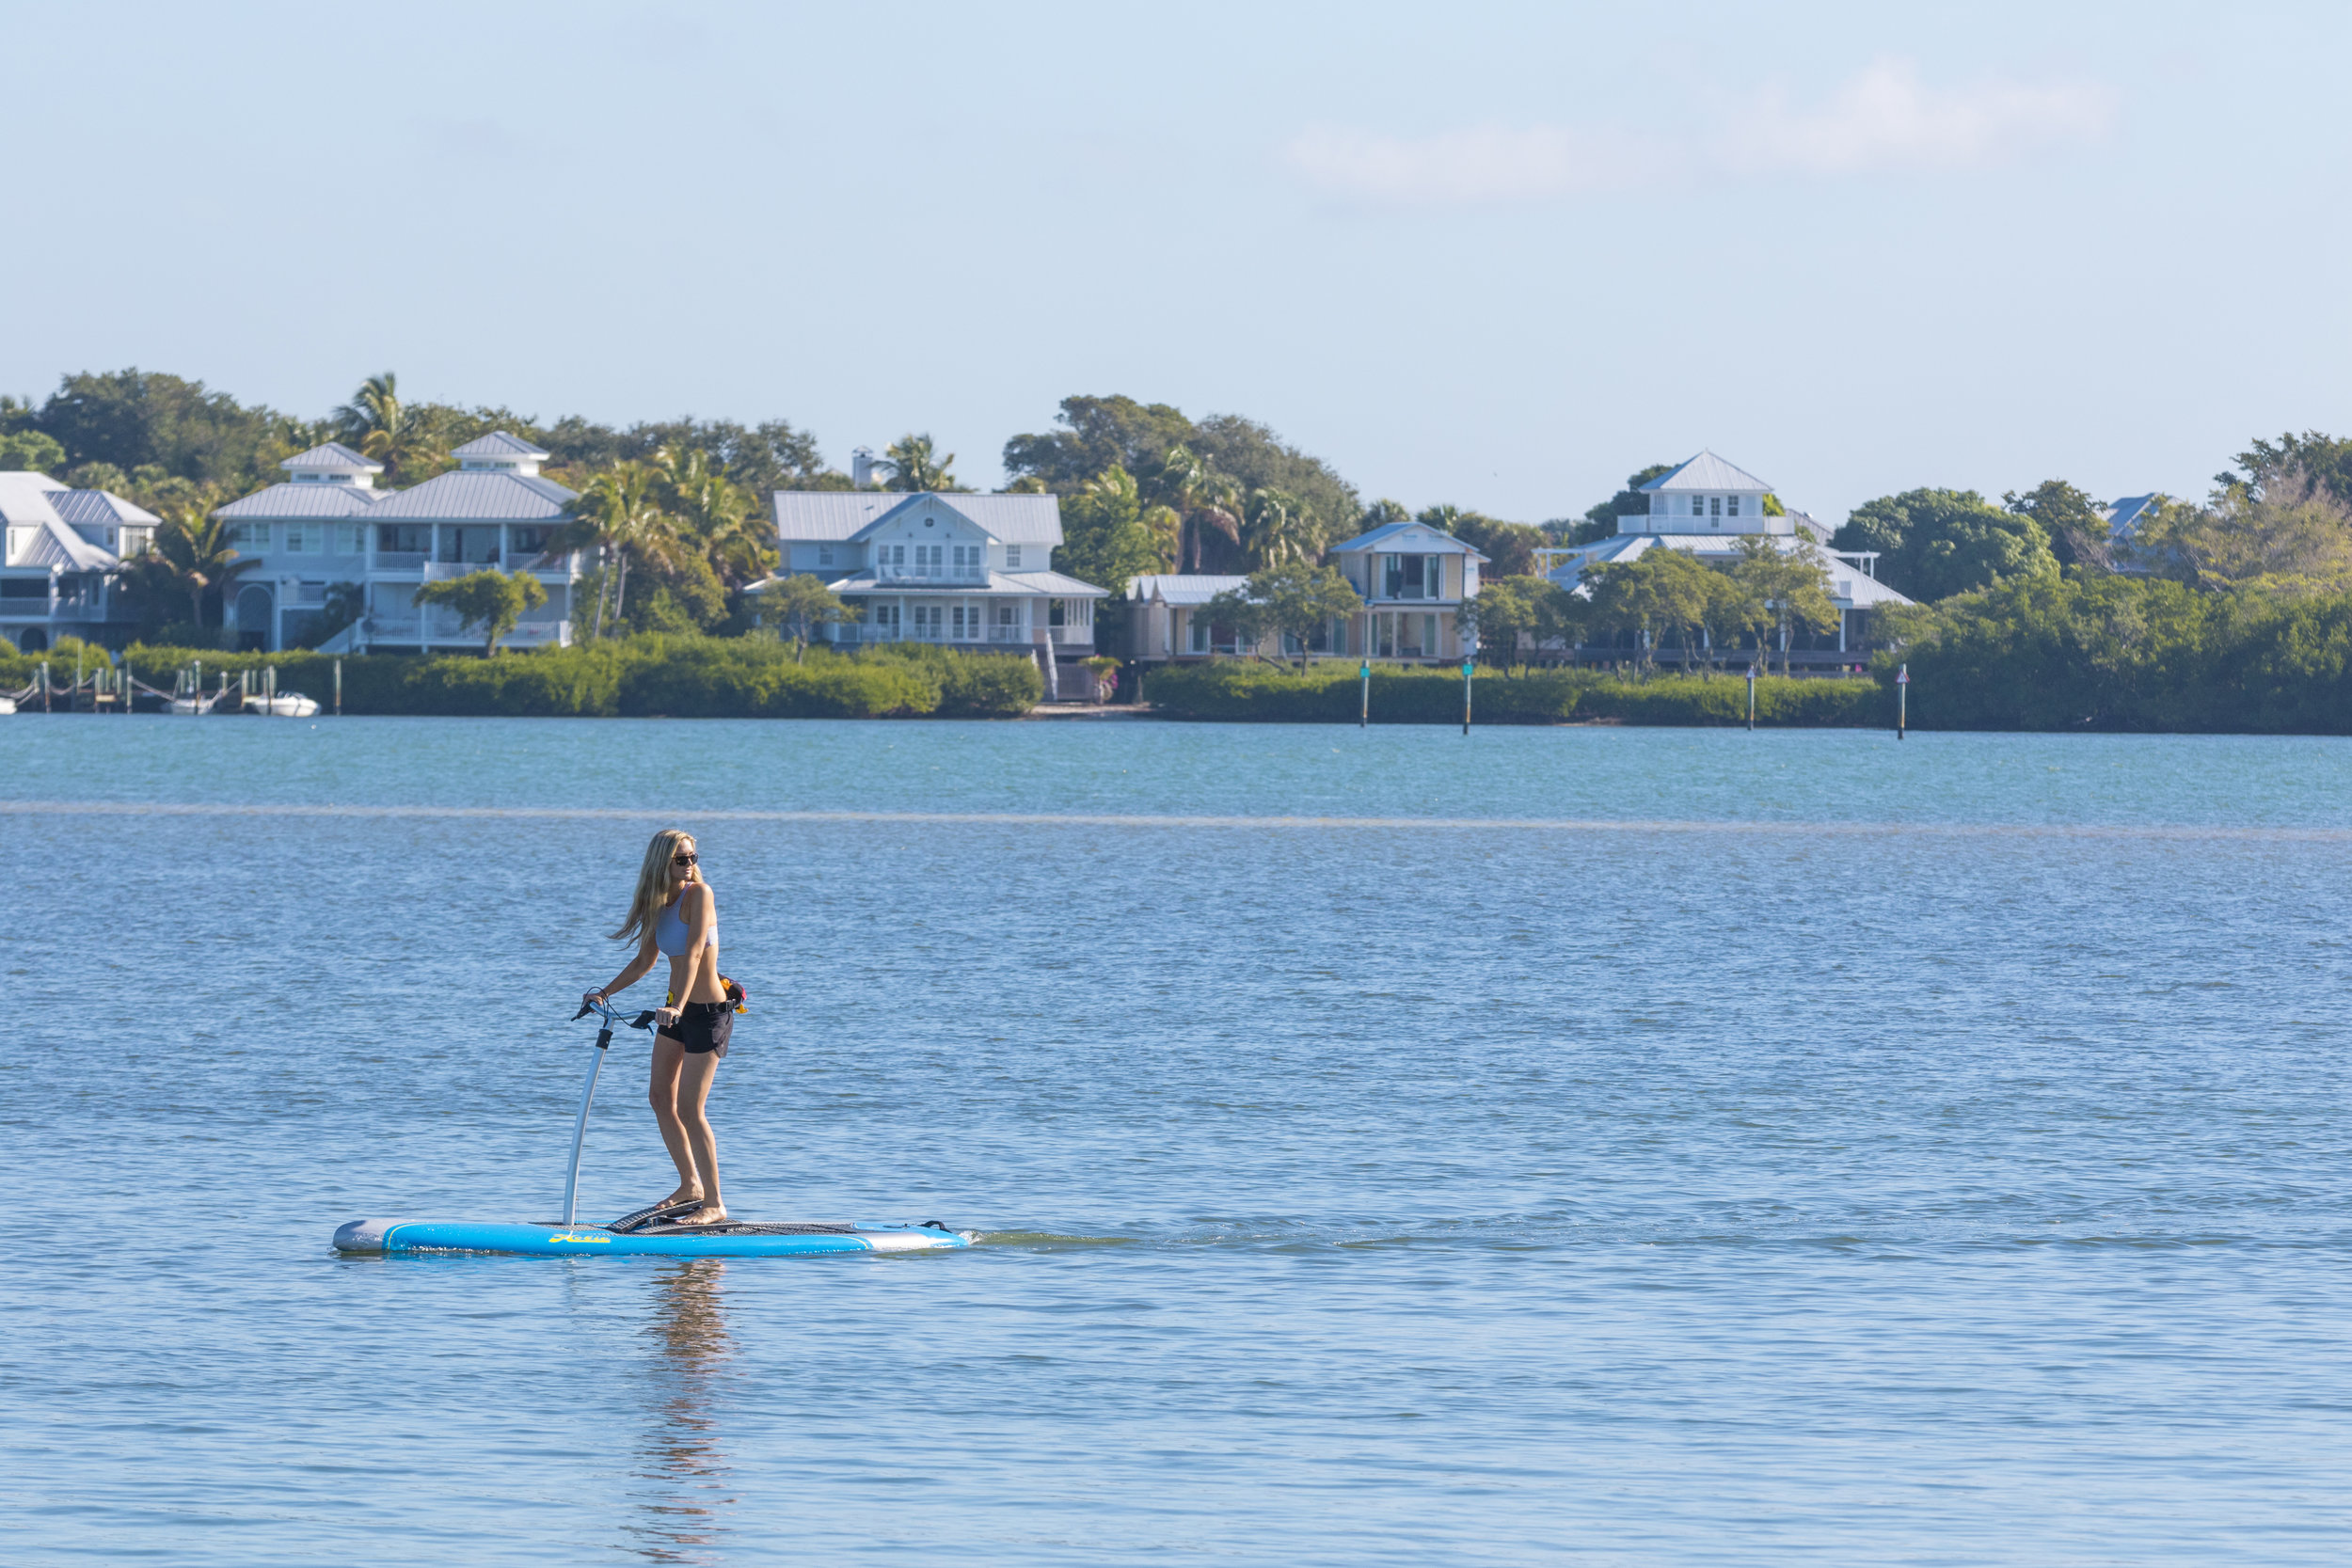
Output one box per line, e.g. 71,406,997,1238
283,523,321,554
818,545,834,566
1709,497,1722,517
334,524,367,555
1,576,48,599
952,604,975,637
871,601,899,629
226,522,268,551
1188,614,1208,652
1006,545,1023,568
912,603,942,634
1726,496,1740,517
509,526,548,558
951,544,978,570
379,524,431,555
916,544,944,573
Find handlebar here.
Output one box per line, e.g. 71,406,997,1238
574,996,658,1031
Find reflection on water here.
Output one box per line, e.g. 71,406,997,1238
624,1260,737,1563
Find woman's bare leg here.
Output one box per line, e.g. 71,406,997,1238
670,1050,726,1225
647,1037,704,1208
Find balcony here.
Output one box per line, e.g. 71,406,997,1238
831,623,1041,646
373,551,427,571
870,566,993,585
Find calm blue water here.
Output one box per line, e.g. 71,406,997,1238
7,716,2352,1564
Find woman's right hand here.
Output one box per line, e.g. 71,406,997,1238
582,989,607,1012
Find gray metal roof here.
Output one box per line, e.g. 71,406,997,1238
1327,520,1490,559
1130,573,1250,606
772,490,1065,546
49,488,160,527
1640,451,1773,493
453,431,550,459
215,482,388,520
283,441,381,473
365,470,575,521
2106,494,2159,542
0,476,119,569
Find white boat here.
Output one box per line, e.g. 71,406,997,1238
0,695,15,715
167,698,207,715
244,691,321,718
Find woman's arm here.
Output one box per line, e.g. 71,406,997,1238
586,929,660,1011
659,884,718,1024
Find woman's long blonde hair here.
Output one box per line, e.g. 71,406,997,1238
613,828,696,942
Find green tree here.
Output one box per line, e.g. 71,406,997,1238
1152,444,1243,572
2228,431,2352,507
754,573,850,661
36,369,283,488
1457,574,1575,674
655,447,776,588
877,433,960,491
553,462,675,636
1584,547,1716,674
1199,563,1363,670
2123,473,2352,595
1057,465,1168,594
1834,487,2058,600
1358,499,1411,531
412,568,548,656
0,429,67,471
2006,479,2111,570
1728,535,1840,676
151,507,259,629
333,372,445,483
1241,486,1317,568
1003,395,1195,490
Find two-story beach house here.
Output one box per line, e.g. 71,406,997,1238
1127,524,1491,665
215,435,582,653
1,471,159,651
1327,521,1487,661
1538,451,1913,662
764,490,1107,684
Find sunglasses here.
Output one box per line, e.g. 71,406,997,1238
672,852,698,865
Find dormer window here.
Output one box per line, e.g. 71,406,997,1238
1007,545,1022,568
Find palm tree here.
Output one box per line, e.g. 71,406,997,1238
1153,445,1242,571
875,433,958,492
333,372,441,482
1242,487,1317,569
656,448,776,587
551,463,678,637
151,508,258,629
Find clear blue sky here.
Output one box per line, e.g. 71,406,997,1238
4,0,2345,523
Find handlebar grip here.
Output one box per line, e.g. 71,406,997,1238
571,1000,598,1022
630,1010,659,1030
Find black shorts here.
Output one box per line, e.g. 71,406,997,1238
660,1001,734,1056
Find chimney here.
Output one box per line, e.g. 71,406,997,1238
851,446,877,487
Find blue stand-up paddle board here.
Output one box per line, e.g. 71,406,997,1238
333,1217,971,1258
331,1000,976,1261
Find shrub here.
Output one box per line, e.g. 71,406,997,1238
1143,659,1883,726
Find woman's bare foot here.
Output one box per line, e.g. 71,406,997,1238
673,1204,729,1227
661,1187,704,1211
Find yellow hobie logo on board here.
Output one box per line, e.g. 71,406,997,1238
550,1233,612,1243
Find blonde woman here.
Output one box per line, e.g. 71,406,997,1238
584,829,734,1228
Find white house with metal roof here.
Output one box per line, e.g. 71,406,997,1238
1537,450,1913,664
758,490,1107,675
1,471,158,651
1127,574,1252,659
215,435,582,653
